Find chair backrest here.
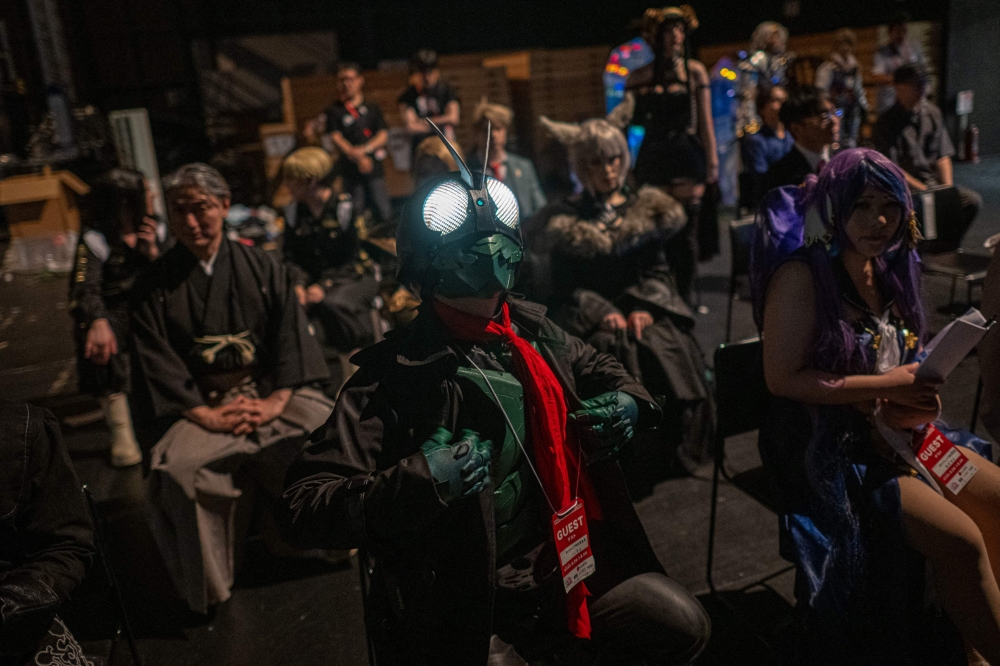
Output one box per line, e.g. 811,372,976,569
729,216,757,280
714,336,766,439
913,186,962,241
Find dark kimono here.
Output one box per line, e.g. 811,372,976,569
69,230,156,396
282,197,379,354
0,401,94,665
277,299,709,665
131,239,333,612
530,187,715,470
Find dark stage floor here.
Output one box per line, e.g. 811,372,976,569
1,157,997,665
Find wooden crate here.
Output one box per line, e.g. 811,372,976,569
0,168,89,238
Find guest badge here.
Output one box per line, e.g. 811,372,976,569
914,425,978,495
552,499,595,593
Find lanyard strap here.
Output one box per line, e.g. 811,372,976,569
458,348,584,516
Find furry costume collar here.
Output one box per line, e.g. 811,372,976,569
543,186,686,258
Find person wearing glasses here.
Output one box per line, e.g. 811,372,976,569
324,62,392,225
762,86,839,194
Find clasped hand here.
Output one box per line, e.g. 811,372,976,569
420,428,493,504
600,311,654,340
185,391,291,436
569,391,640,463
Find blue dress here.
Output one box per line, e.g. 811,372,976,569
758,258,991,662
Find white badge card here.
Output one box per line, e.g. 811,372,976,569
551,500,596,593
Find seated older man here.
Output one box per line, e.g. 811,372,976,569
131,163,332,613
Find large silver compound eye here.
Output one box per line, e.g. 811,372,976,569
486,176,519,229
423,180,470,235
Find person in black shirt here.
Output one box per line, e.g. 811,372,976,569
398,49,460,154
325,62,392,225
281,147,379,356
873,64,981,253
70,168,164,468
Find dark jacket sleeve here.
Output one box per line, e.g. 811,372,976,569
68,239,108,328
130,281,205,416
277,365,447,551
0,406,94,654
266,254,329,391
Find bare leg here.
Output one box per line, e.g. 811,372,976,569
899,474,1000,663
939,450,1000,589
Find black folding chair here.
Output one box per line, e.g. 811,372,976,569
82,485,143,666
922,249,991,309
725,216,756,343
357,545,377,666
705,338,794,650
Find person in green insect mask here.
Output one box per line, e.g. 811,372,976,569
278,122,710,666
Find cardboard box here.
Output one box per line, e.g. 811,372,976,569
0,167,90,238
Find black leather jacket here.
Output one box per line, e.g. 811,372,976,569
0,402,93,656
277,298,663,665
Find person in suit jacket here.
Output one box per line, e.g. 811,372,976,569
467,99,547,220
762,86,838,194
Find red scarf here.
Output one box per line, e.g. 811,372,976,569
433,299,600,639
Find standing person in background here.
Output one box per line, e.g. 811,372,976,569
467,98,547,219
131,163,333,613
281,147,380,359
871,11,926,114
325,61,392,225
873,64,981,253
736,21,793,137
740,84,793,211
762,86,838,192
398,49,460,154
628,5,718,302
815,28,869,149
70,168,163,468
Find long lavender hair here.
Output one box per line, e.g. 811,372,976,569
752,148,924,373
750,149,923,608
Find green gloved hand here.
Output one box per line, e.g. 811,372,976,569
569,391,640,463
420,427,493,504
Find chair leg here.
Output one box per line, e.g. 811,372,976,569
357,546,377,666
967,281,974,307
971,376,984,432
949,277,957,309
725,282,735,344
82,486,143,666
706,436,723,595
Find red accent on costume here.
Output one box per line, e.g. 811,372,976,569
433,299,600,639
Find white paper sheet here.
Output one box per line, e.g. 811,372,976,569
916,308,993,381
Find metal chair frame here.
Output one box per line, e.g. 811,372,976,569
725,216,756,343
81,485,143,666
705,337,794,652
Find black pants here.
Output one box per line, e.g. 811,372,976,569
494,573,710,665
309,274,380,353
921,184,981,254
665,200,701,303
348,175,392,225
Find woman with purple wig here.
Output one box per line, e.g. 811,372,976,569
751,148,1000,663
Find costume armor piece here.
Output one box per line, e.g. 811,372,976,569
397,121,523,299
